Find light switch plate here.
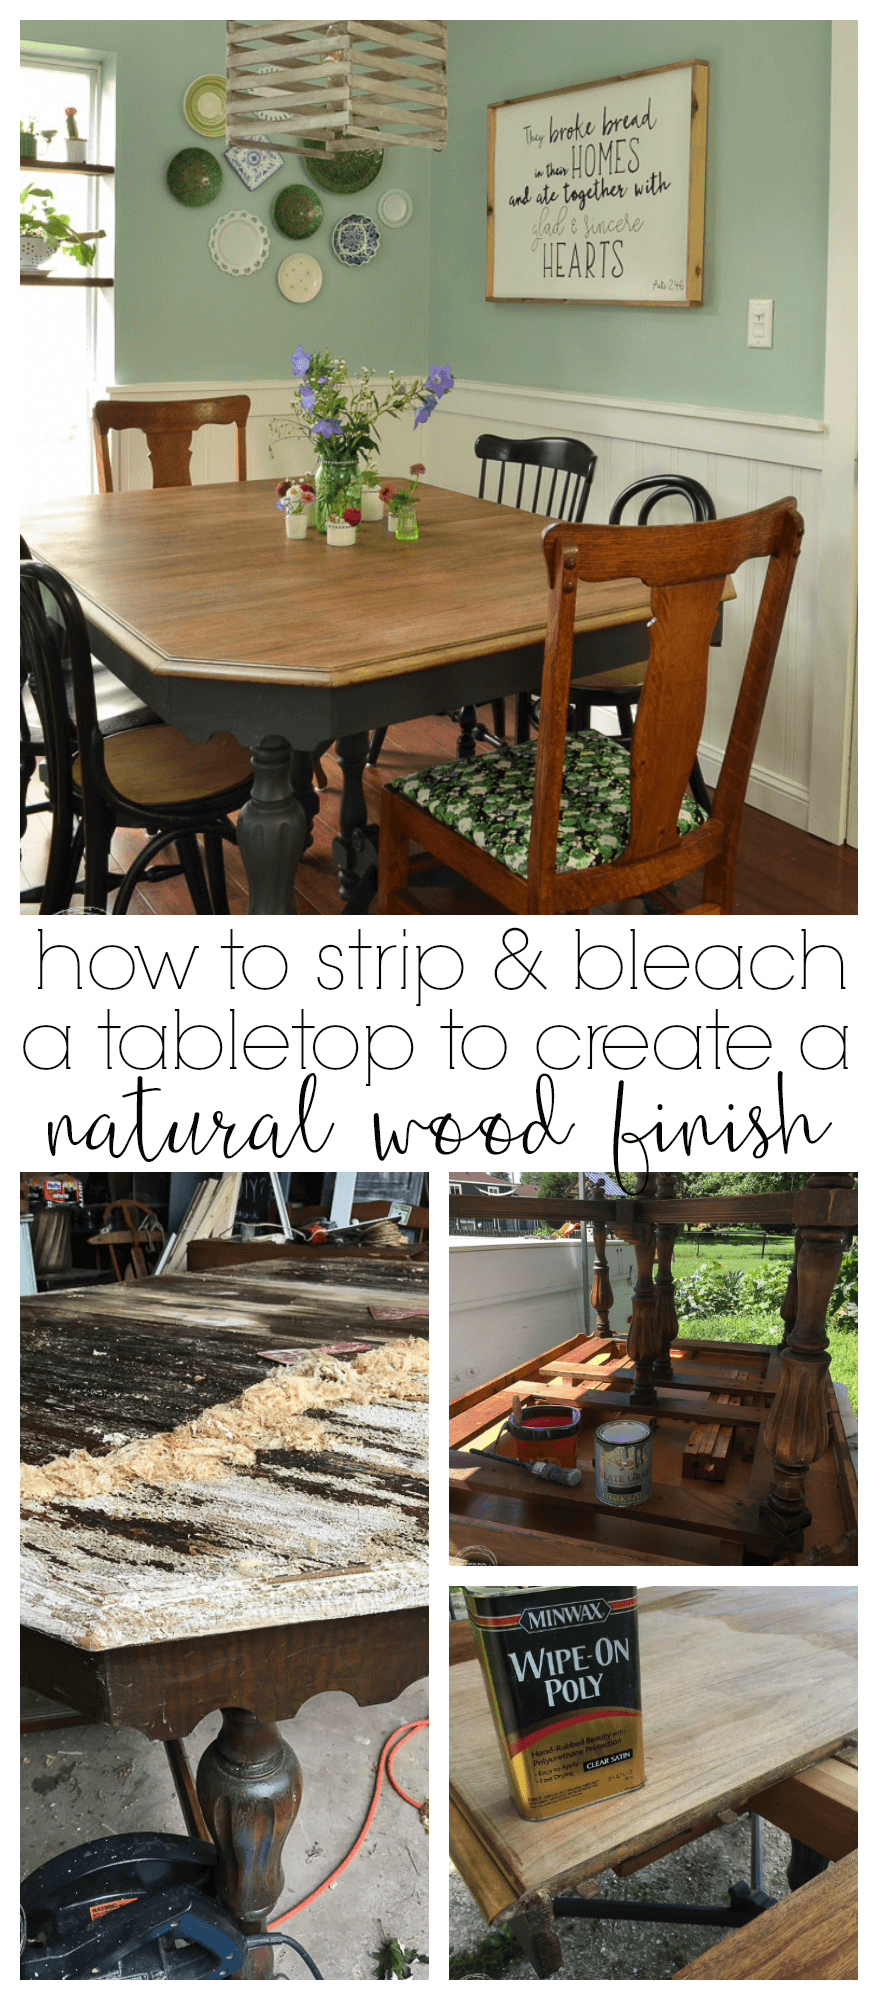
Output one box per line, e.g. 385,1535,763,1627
748,298,774,348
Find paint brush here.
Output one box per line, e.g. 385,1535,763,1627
462,1445,581,1487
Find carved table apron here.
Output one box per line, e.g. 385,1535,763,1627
21,482,669,915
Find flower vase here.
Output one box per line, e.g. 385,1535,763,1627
20,131,37,160
395,503,419,542
360,486,383,521
285,513,308,539
314,459,361,535
65,136,87,162
326,521,358,547
386,512,398,534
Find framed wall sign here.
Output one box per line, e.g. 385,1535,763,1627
487,59,708,306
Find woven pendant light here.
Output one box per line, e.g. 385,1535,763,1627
225,20,447,155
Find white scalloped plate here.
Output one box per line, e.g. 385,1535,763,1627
377,187,413,229
208,211,270,277
277,253,323,303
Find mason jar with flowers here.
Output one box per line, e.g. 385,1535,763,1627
287,347,453,535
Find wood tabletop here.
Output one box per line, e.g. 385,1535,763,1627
449,1586,857,1923
21,1262,428,1652
21,481,659,691
673,1846,857,1980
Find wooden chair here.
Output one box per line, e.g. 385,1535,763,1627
21,559,254,913
556,474,721,814
378,497,804,917
366,432,598,769
92,395,250,492
20,534,160,907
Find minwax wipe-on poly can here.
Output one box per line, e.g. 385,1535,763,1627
464,1585,644,1821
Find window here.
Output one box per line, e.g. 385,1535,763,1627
20,54,111,506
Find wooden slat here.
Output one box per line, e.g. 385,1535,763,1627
745,1749,858,1861
673,1848,857,1980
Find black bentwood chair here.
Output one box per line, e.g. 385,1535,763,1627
20,558,254,913
365,432,599,769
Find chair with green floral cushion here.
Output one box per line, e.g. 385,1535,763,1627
378,497,803,917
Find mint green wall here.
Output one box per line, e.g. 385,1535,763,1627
23,20,831,414
430,20,832,418
22,19,432,382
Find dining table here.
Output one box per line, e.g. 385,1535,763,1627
449,1585,857,1976
20,1258,428,1971
21,479,680,915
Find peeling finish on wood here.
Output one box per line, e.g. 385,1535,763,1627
21,1268,428,1652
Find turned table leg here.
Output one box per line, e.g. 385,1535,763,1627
627,1223,659,1406
778,1228,802,1350
237,737,307,916
760,1173,854,1544
590,1218,614,1340
652,1173,679,1384
197,1709,303,1981
332,731,379,904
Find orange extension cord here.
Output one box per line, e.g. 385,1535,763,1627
268,1718,428,1929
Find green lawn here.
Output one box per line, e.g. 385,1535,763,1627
670,1233,795,1277
675,1311,857,1414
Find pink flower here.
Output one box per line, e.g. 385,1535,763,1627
410,463,425,477
379,483,396,506
342,507,361,527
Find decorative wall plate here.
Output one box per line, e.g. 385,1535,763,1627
183,75,227,138
208,211,270,276
377,187,413,229
166,147,223,206
303,141,384,194
224,144,284,191
272,183,323,240
331,212,380,267
243,64,289,122
277,252,323,303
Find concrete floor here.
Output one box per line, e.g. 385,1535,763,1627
21,1676,429,1981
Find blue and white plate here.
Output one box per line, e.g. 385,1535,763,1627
331,212,380,267
224,144,284,191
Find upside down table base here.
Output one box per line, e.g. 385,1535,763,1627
22,1604,427,1980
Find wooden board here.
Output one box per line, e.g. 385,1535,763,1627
449,1586,857,1924
450,1335,855,1566
673,1847,857,1980
21,1265,428,1651
745,1747,858,1862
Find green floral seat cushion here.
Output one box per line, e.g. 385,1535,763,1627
387,729,707,877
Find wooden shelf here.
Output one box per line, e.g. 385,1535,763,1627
20,273,113,287
20,158,114,174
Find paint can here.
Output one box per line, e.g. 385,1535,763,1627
502,1402,580,1468
594,1419,653,1508
464,1584,644,1821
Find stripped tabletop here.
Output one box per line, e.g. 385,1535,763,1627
21,1260,428,1653
449,1586,857,1924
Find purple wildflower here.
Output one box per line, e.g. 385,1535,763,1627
291,345,312,377
413,393,438,428
425,364,454,398
299,386,316,415
311,417,343,439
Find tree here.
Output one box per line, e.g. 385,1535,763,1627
534,1173,579,1199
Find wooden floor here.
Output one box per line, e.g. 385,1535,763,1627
21,704,858,917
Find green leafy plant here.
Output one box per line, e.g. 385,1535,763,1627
449,1926,523,1979
20,183,96,266
370,1935,428,1979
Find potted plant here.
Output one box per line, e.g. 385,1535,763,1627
360,465,384,520
326,505,361,547
20,119,37,160
276,476,316,539
20,183,98,272
64,106,87,162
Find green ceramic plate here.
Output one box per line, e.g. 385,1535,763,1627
302,139,384,194
183,74,227,139
271,183,324,240
166,147,223,207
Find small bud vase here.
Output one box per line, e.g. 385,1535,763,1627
326,520,358,546
284,513,308,539
65,137,87,161
395,503,419,542
386,512,398,534
360,487,384,521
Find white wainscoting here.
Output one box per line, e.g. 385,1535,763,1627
104,376,832,832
